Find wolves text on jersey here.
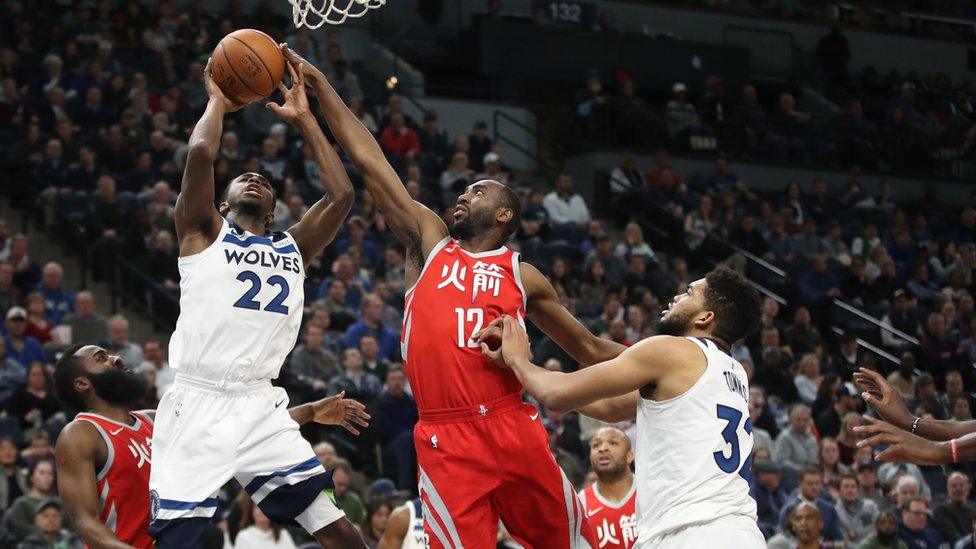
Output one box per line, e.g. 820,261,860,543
224,248,302,274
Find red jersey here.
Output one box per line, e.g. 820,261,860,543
74,412,154,549
578,480,638,549
402,237,527,411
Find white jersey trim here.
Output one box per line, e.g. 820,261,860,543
511,252,528,309
590,479,637,510
457,244,509,258
404,236,452,296
640,337,710,407
75,418,115,482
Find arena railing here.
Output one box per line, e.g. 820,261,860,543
832,298,920,347
830,326,901,366
111,259,180,332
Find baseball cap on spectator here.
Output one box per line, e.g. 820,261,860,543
35,499,61,514
270,123,288,136
6,307,27,321
483,152,500,165
835,383,858,399
856,460,878,472
347,215,366,228
754,460,781,475
369,478,397,499
894,289,908,300
672,82,687,93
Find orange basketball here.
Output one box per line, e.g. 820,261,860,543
211,29,285,105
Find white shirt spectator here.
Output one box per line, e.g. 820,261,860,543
231,526,296,549
137,360,175,397
543,191,590,225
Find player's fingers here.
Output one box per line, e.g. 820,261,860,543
297,63,306,85
342,422,361,436
278,82,289,96
875,446,898,462
350,415,370,428
287,61,299,84
266,102,282,114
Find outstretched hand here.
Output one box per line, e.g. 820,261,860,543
266,60,311,123
854,415,948,465
203,58,246,113
309,391,371,436
280,43,326,89
852,367,913,431
478,315,531,369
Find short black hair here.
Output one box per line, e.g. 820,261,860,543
54,343,87,412
703,267,761,344
497,184,521,241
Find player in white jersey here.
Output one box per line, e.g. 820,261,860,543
148,55,367,547
378,499,425,549
479,267,766,548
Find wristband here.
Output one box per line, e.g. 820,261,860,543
952,438,960,463
911,416,922,434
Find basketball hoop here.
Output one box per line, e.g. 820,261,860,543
289,0,386,28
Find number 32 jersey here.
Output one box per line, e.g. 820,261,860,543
635,336,757,544
169,219,304,385
401,237,527,411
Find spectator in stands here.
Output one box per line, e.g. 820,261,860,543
467,121,492,172
331,459,366,524
899,496,943,548
755,327,799,404
290,323,338,395
17,500,81,549
907,263,939,305
609,152,642,195
858,510,907,549
4,308,43,370
664,82,700,141
817,383,859,439
768,93,812,162
439,152,473,201
920,313,964,384
836,472,879,545
4,459,65,542
359,335,390,383
343,294,398,361
329,348,382,406
732,85,768,155
0,263,20,315
774,404,819,472
7,363,60,433
730,215,769,258
61,291,106,346
801,254,841,306
375,366,417,489
348,97,378,135
22,294,52,346
379,113,420,164
136,340,173,397
234,493,296,549
752,459,787,539
886,352,918,399
361,499,392,547
794,353,822,406
102,315,143,368
907,373,949,421
543,173,591,239
780,468,845,542
475,152,509,186
932,472,975,543
35,263,71,327
418,113,449,176
8,236,40,298
0,338,24,406
785,307,822,357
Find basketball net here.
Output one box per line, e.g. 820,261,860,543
289,0,386,28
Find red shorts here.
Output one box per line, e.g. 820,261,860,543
414,394,597,549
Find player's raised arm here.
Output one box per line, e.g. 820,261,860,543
520,263,626,366
266,61,354,265
55,422,135,549
174,58,245,256
482,316,698,413
376,504,410,549
281,45,448,264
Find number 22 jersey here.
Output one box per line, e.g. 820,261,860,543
169,219,304,385
401,237,527,411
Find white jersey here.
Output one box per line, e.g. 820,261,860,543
168,218,305,384
400,499,425,549
635,337,757,545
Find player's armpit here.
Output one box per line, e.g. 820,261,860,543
376,504,410,549
577,392,639,423
55,422,134,549
521,263,626,366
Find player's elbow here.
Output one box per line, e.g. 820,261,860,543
333,186,355,212
541,389,574,414
186,140,217,163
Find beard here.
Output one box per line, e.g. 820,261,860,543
593,460,629,482
658,309,694,337
451,207,494,241
231,196,266,220
88,367,149,407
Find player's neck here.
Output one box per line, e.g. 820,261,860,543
596,472,633,503
457,233,504,254
88,404,135,426
685,329,730,353
227,212,267,236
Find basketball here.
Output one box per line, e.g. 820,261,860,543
210,29,285,105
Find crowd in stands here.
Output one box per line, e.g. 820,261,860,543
3,0,976,548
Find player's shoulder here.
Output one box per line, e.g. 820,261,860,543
629,335,699,354
55,419,101,455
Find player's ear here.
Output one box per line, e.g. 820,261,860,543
73,376,91,393
695,310,715,329
265,212,275,229
496,207,513,225
626,450,635,466
218,202,229,216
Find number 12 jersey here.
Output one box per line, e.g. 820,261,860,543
401,237,527,411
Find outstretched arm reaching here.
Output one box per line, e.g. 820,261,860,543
266,58,354,266
282,45,448,283
174,58,245,257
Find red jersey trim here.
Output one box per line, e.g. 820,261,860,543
73,417,114,482
405,236,452,296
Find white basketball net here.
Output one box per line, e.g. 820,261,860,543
289,0,386,28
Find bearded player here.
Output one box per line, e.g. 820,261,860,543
145,57,367,547
579,427,638,549
283,45,622,547
482,268,765,547
53,345,369,548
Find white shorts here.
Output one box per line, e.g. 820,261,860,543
148,373,344,546
639,516,765,549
